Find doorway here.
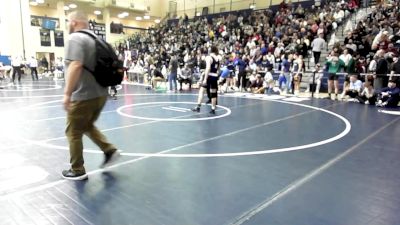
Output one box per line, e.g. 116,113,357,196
36,52,54,74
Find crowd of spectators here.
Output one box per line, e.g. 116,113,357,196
320,0,400,106
116,0,399,107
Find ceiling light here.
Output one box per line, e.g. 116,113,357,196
136,16,142,21
69,4,77,9
37,0,45,3
122,12,129,17
64,6,70,10
154,19,160,23
94,10,101,15
30,1,38,6
144,15,150,20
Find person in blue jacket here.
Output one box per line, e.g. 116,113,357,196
376,80,400,107
218,65,231,93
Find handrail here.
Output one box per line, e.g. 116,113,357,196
319,72,400,77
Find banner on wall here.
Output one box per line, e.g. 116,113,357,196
31,16,60,29
40,29,51,47
54,30,64,47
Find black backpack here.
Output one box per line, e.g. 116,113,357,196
78,30,124,87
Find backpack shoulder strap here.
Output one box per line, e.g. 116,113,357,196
77,30,97,40
75,30,97,74
77,30,112,52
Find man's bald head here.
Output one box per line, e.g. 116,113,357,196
67,11,89,33
68,11,88,23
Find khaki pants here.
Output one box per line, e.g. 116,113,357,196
66,96,116,172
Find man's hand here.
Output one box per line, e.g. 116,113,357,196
63,60,82,112
63,95,71,111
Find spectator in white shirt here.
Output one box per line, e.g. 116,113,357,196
274,43,284,58
132,62,144,83
305,64,323,97
29,56,38,81
371,31,390,51
250,74,264,93
341,75,363,100
345,39,357,54
339,49,352,67
55,57,64,72
262,67,275,94
317,23,325,36
291,54,304,96
311,33,326,64
355,80,376,105
319,11,326,22
266,52,275,69
249,60,258,72
333,8,344,24
11,55,22,84
368,55,378,73
178,65,192,91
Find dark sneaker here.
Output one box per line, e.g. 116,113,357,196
62,169,88,180
191,107,200,112
209,109,216,114
334,95,339,101
100,150,121,168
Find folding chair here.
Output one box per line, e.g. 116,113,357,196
155,80,167,92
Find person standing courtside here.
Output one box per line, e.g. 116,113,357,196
311,33,326,65
192,46,220,114
62,11,120,180
235,55,247,92
29,56,38,81
11,55,22,84
168,54,179,92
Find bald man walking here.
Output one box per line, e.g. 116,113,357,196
62,11,120,180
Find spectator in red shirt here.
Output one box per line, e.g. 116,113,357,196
387,43,399,57
379,39,391,51
348,0,358,12
355,56,367,74
311,22,319,35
